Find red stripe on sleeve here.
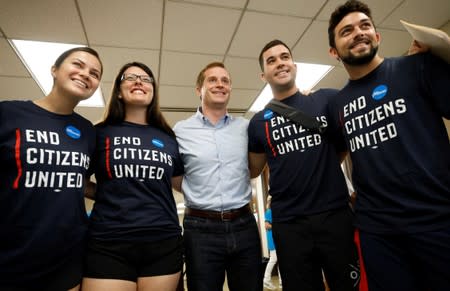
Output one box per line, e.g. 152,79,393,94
265,121,277,157
13,129,22,189
105,136,112,179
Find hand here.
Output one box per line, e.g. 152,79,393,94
407,40,430,55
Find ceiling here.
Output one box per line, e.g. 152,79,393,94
1,0,449,126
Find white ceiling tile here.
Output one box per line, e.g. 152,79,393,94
229,11,311,58
93,46,160,83
314,65,348,90
163,111,196,127
0,77,44,100
78,0,163,48
164,1,241,54
74,107,105,125
159,85,199,108
317,0,352,21
377,28,411,57
380,0,450,29
226,57,262,90
248,0,327,18
0,38,30,77
160,51,222,86
0,0,86,43
181,0,247,9
317,0,403,24
229,88,260,109
100,82,114,105
292,21,334,65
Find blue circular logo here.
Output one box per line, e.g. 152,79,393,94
152,138,164,148
372,85,388,100
263,109,274,120
65,125,81,139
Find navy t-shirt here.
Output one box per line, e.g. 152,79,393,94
0,100,95,283
328,53,450,234
89,122,183,242
248,90,349,222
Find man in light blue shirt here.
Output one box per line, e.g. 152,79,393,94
173,61,262,291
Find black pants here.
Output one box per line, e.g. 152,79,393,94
273,207,358,291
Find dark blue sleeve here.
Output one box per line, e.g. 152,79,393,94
88,126,101,177
172,139,184,177
421,52,450,119
248,114,265,153
326,96,347,154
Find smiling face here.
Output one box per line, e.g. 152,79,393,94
197,66,231,110
119,66,154,107
330,12,380,66
260,44,297,94
51,51,102,101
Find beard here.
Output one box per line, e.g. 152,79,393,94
340,44,378,66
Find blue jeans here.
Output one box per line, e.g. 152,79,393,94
183,212,262,291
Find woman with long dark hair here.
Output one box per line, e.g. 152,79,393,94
83,62,183,291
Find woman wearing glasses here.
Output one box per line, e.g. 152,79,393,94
0,47,102,290
82,62,183,291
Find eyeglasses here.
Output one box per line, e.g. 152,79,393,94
121,73,153,84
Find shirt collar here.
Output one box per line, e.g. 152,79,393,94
196,107,232,126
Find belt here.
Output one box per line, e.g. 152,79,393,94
184,204,251,221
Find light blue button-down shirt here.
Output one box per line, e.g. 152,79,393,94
173,109,252,211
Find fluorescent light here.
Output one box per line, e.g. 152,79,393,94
248,62,333,112
9,39,104,107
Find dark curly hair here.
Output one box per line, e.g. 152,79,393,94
328,0,374,48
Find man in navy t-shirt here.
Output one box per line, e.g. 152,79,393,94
327,1,450,291
248,39,358,291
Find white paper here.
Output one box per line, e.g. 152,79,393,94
400,20,450,63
